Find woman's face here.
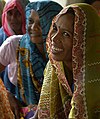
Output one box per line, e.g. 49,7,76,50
7,7,22,34
51,13,74,64
28,10,42,44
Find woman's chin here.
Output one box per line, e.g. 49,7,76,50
51,54,62,61
30,37,43,44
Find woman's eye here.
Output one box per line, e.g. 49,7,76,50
7,11,12,16
53,24,57,31
29,18,34,24
16,11,21,16
63,32,70,37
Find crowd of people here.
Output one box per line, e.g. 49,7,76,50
0,0,100,119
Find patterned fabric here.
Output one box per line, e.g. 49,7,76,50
2,0,26,36
0,79,14,119
69,3,100,119
17,1,63,105
38,61,72,119
20,105,37,118
38,3,100,119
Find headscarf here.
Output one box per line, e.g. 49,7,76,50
17,0,63,105
2,0,26,36
38,3,100,119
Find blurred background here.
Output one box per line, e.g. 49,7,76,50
3,0,84,7
29,0,84,6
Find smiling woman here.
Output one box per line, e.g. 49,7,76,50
16,0,63,105
28,10,42,44
38,8,75,119
38,3,100,119
15,1,62,118
50,11,74,71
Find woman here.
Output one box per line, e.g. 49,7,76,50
38,3,100,119
16,1,62,118
0,0,27,95
0,0,26,45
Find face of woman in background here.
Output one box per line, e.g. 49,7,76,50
91,1,100,15
7,7,22,34
50,13,74,65
28,10,42,44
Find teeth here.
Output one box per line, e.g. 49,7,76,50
52,46,63,52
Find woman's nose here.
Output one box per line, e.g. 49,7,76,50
31,23,38,31
10,14,16,20
51,31,61,43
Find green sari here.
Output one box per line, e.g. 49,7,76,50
38,3,100,119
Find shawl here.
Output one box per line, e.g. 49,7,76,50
17,1,63,105
0,79,14,119
2,0,26,36
38,3,100,119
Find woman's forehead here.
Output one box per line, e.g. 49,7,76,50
8,6,18,12
30,9,38,16
30,9,39,19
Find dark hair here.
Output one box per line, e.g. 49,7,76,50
84,0,99,4
67,7,75,16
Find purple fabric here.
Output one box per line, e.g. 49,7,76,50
25,110,35,119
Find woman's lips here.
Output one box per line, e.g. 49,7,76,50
51,45,63,54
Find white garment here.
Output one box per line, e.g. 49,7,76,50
0,35,22,85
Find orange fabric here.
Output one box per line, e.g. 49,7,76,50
0,79,14,119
